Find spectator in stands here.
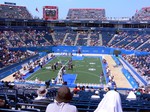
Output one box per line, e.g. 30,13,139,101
85,86,90,92
81,86,85,91
73,91,79,98
46,86,78,112
126,90,137,101
94,90,123,112
45,80,51,88
34,86,48,100
91,90,100,99
0,99,5,108
135,88,142,100
104,86,110,92
73,86,80,93
90,87,95,92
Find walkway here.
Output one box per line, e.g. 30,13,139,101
104,55,132,88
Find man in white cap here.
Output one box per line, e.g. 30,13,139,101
46,86,78,112
91,90,100,99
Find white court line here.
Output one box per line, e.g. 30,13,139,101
73,74,78,84
77,71,100,78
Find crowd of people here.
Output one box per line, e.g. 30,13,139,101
123,54,150,82
0,45,36,69
0,4,32,19
1,30,53,47
0,80,150,112
66,8,106,20
133,7,150,21
0,30,149,53
108,31,150,52
63,32,76,46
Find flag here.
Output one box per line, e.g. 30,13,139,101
36,8,39,12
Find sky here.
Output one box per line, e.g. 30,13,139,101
1,0,150,19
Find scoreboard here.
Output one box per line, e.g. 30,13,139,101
43,6,58,20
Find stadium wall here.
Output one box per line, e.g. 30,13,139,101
52,46,149,55
122,68,139,88
9,46,53,52
10,46,149,56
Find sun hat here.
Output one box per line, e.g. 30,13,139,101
55,86,73,103
37,86,48,96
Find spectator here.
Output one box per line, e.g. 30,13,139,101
126,90,137,101
94,90,123,112
73,91,79,98
73,86,80,93
34,86,47,100
0,99,5,108
85,86,90,92
91,90,100,99
104,86,110,93
46,86,78,112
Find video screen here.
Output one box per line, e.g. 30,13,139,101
45,9,56,17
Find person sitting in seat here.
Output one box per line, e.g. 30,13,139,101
0,99,6,108
33,86,51,105
46,86,78,112
91,90,100,99
34,86,48,100
126,90,137,101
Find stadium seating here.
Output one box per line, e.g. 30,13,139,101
108,31,150,52
0,29,149,52
133,7,150,20
101,31,115,46
0,3,150,112
66,8,106,20
0,45,36,69
90,32,100,46
76,32,88,46
63,32,77,46
0,81,149,112
0,4,32,19
123,54,150,83
53,31,66,45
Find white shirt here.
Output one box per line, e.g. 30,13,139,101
126,91,137,100
91,95,100,99
34,96,47,100
46,102,78,112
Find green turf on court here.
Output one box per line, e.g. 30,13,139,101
27,56,105,84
